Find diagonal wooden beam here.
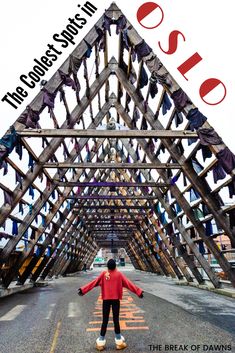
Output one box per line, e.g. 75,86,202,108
0,66,112,228
112,168,182,278
115,95,235,286
0,98,113,266
104,170,168,275
114,65,235,253
117,113,221,286
0,142,110,285
0,7,106,158
37,168,118,280
121,139,221,285
115,168,183,279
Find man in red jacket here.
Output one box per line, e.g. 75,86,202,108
78,259,144,351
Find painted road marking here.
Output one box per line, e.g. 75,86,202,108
0,305,27,321
68,302,80,318
49,320,61,353
87,290,149,332
45,304,56,320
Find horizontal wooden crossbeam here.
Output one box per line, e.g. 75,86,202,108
87,228,135,232
73,205,152,210
97,243,128,247
86,224,137,228
55,181,168,187
85,221,136,224
79,213,145,219
95,236,130,238
43,162,181,169
90,228,133,234
67,195,157,200
94,234,131,237
94,239,130,242
17,129,198,138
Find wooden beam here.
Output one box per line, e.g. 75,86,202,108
120,130,222,286
43,162,181,169
67,195,157,200
94,239,130,241
0,66,112,229
73,205,152,210
85,221,136,224
92,230,132,233
18,129,198,138
97,240,128,243
87,229,134,232
0,141,109,283
74,212,146,218
114,68,235,285
86,224,136,228
86,223,136,226
55,181,168,187
86,225,135,228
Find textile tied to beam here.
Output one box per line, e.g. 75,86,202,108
201,145,212,162
228,209,235,228
12,220,19,235
149,75,158,99
171,88,191,112
134,40,152,62
216,147,235,174
174,111,184,127
197,128,223,146
59,70,76,90
18,106,40,129
102,14,127,36
191,159,203,174
0,126,21,166
186,108,207,131
162,92,172,115
42,88,57,110
83,40,92,58
0,126,18,153
228,178,235,198
198,240,206,255
3,190,13,206
139,65,148,89
205,220,213,236
0,232,10,240
213,163,226,183
1,160,8,175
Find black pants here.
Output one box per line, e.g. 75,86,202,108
100,299,120,337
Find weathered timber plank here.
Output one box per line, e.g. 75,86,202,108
18,129,197,138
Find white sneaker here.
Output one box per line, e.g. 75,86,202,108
96,337,106,351
115,336,127,350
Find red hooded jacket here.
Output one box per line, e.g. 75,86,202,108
80,269,143,300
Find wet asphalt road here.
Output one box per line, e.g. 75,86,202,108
0,267,234,353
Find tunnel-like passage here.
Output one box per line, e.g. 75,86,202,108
0,2,235,302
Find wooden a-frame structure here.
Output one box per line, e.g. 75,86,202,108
0,3,235,289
